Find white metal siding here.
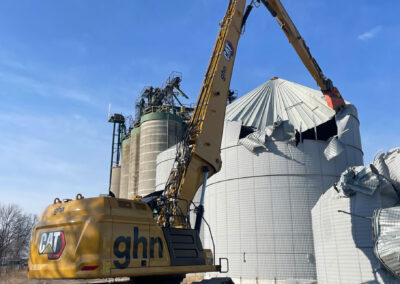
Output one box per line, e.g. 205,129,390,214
154,80,363,282
312,188,397,283
202,118,363,283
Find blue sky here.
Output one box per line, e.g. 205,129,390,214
0,0,399,215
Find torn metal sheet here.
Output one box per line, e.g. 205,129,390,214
374,207,400,238
312,184,398,283
265,118,295,141
373,147,400,191
239,118,296,153
265,116,283,136
324,136,344,161
226,77,335,133
311,148,400,283
335,103,362,150
373,152,391,181
336,165,383,196
373,207,400,279
238,130,267,153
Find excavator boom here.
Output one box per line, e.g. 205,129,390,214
159,0,247,228
259,0,345,111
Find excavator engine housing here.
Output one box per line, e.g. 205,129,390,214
28,196,217,279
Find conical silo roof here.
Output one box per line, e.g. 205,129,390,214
226,77,336,132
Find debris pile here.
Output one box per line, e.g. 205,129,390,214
312,147,400,283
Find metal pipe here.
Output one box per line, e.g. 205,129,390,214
195,167,209,232
199,167,209,207
116,123,122,164
109,122,116,193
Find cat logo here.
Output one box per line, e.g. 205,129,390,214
223,41,234,61
38,231,66,260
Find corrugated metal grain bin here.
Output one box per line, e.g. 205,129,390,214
312,151,400,284
156,146,176,192
201,78,364,283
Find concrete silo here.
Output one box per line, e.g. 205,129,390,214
200,78,364,283
137,111,183,196
119,136,131,199
110,166,121,197
128,126,140,199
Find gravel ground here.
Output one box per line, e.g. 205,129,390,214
0,270,204,284
0,270,129,284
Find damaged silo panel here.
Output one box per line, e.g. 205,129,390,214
373,147,400,191
202,77,363,283
324,136,345,161
312,149,400,283
225,78,336,132
373,207,400,279
156,77,364,283
334,104,364,165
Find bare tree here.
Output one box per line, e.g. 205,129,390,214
0,203,37,268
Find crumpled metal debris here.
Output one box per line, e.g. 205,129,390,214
238,129,267,152
333,148,400,278
239,118,295,153
324,136,345,161
373,147,400,191
373,206,400,279
336,165,383,196
265,116,295,141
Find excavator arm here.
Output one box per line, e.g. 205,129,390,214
158,0,248,228
157,0,346,229
258,0,345,112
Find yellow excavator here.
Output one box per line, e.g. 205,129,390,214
28,0,247,283
28,0,345,283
